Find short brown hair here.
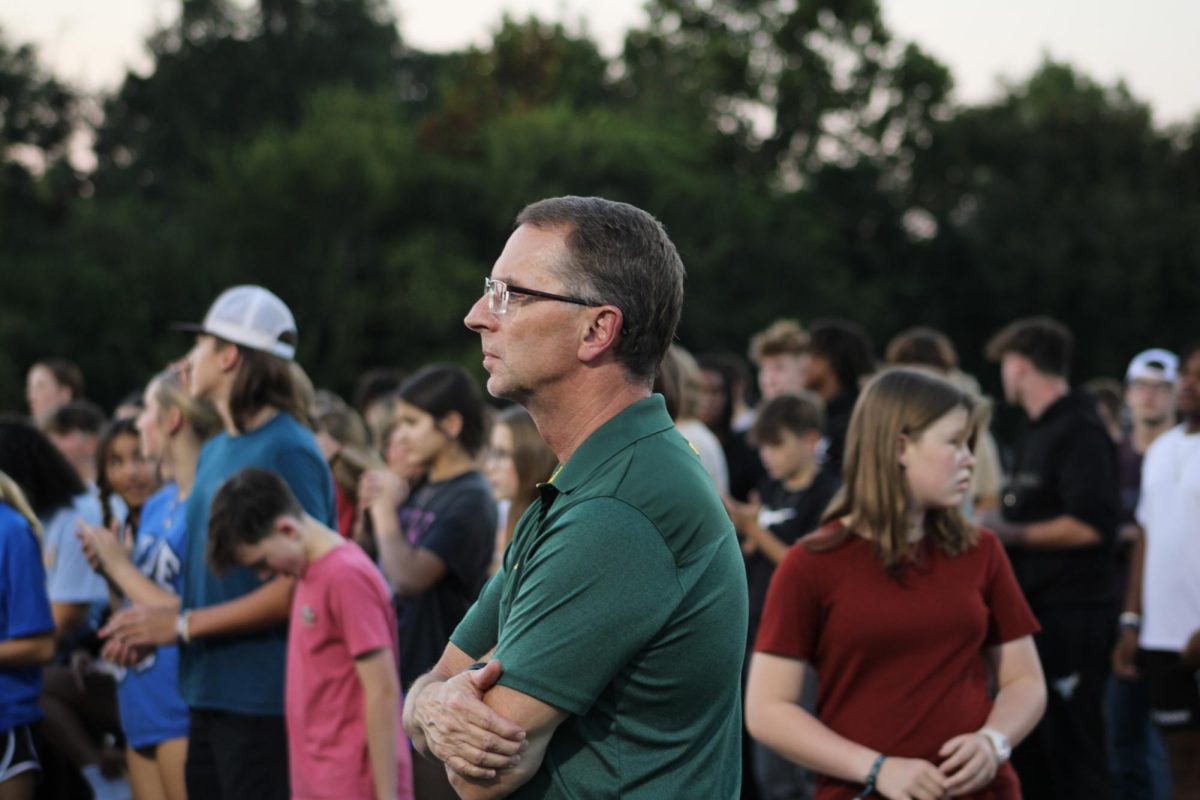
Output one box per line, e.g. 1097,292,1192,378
885,327,958,373
207,468,304,575
750,392,825,446
749,319,809,365
985,317,1073,378
33,358,85,400
517,196,685,384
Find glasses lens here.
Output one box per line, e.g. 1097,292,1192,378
486,278,506,314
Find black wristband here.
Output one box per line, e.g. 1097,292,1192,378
854,753,887,799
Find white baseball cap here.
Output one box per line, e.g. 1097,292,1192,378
1125,348,1178,384
174,285,297,360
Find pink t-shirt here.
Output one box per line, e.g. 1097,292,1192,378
287,542,413,800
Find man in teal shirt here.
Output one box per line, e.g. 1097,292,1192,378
403,197,747,799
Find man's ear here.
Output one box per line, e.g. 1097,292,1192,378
275,515,300,539
578,306,624,364
217,341,241,373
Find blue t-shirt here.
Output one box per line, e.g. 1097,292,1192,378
0,502,55,732
42,492,108,605
180,413,335,715
115,484,190,747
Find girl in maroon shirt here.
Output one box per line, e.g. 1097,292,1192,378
747,368,1046,800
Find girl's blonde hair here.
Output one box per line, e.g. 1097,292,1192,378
0,470,43,539
814,367,986,572
152,368,223,443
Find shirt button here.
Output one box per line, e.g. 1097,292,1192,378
1003,493,1016,507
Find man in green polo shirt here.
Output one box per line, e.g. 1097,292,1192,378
402,196,747,799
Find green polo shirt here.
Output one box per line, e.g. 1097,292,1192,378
451,394,747,799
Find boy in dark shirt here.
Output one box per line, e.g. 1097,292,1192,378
725,391,839,800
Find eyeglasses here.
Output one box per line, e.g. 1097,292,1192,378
483,277,596,316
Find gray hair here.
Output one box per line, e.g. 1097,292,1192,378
516,196,685,383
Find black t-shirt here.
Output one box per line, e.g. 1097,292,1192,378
745,468,840,648
723,429,766,503
1001,390,1119,609
394,469,497,689
821,389,858,479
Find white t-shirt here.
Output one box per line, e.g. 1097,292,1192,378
1136,425,1200,651
676,419,730,495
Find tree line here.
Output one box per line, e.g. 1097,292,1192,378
2,0,1198,413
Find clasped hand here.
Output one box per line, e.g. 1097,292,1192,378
874,733,999,799
414,660,527,780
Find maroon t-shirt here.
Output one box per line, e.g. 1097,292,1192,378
755,524,1040,799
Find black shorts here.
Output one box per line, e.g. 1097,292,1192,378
0,724,40,783
1140,648,1200,730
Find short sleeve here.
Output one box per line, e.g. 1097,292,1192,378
271,442,336,528
2,518,54,640
328,554,396,660
980,532,1041,645
418,485,496,586
449,569,504,660
1057,424,1119,539
45,498,109,604
754,543,822,661
490,498,680,715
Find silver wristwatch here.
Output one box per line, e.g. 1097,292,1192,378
979,727,1011,763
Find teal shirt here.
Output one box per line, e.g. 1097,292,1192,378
180,413,335,715
452,395,747,799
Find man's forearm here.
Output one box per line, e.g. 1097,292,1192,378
189,576,293,639
1011,515,1104,549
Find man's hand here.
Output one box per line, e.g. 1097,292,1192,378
1183,629,1200,667
939,733,998,796
1112,627,1140,679
100,604,178,648
412,660,527,779
976,509,1024,546
100,637,153,667
722,494,760,536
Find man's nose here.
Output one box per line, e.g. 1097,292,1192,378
464,295,494,333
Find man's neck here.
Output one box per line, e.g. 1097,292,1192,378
782,462,817,491
1184,414,1200,435
811,376,840,403
527,374,651,464
1021,377,1069,421
218,403,277,437
1131,418,1173,454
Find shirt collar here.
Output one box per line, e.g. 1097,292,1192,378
546,394,675,495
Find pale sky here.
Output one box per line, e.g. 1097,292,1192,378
1,0,1198,126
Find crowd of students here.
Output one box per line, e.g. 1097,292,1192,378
0,279,1197,800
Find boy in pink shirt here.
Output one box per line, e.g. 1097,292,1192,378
208,467,413,800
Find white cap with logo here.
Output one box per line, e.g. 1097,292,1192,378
1126,348,1178,384
175,285,297,361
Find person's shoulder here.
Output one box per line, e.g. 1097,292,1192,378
0,501,34,542
141,483,179,518
70,491,103,524
318,543,392,598
793,520,854,560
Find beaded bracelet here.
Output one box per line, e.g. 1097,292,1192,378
854,753,887,799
